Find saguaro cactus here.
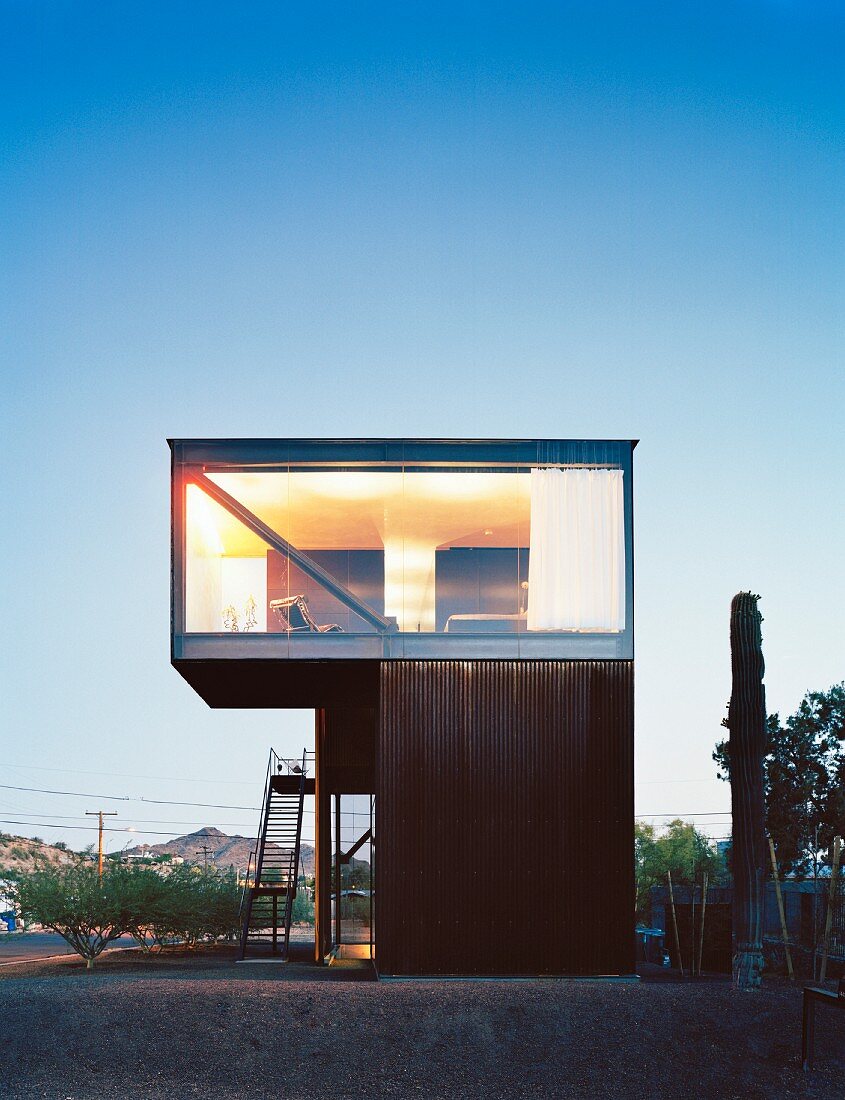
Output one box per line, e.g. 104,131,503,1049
726,591,767,990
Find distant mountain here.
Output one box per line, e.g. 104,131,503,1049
125,827,316,876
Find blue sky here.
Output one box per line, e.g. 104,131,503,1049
1,2,842,854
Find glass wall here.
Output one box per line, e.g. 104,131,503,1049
177,443,630,652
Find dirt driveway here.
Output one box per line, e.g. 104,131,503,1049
0,947,841,1099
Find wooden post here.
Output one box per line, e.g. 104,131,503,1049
727,592,767,990
819,836,842,984
85,810,118,879
698,872,708,977
668,871,684,977
768,836,794,981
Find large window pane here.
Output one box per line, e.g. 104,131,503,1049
184,462,624,636
185,484,269,633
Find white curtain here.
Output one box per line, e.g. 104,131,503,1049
527,468,625,631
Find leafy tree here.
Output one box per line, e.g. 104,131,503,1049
113,864,177,953
11,859,243,964
291,887,314,924
12,860,131,968
714,683,844,874
198,866,241,941
154,863,241,945
635,819,725,921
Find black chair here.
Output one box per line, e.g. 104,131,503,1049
269,594,343,633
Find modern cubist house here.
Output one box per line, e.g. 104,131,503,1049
169,438,636,976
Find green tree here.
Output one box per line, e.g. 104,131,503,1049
113,864,176,953
635,819,725,921
12,859,243,964
155,863,241,945
714,683,844,874
291,887,315,924
343,858,370,890
12,859,131,968
200,866,241,941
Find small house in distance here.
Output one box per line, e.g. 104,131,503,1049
169,438,636,976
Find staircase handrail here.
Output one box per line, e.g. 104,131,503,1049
283,748,309,950
241,746,315,959
274,751,314,777
252,749,276,889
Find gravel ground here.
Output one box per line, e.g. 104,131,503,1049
1,947,842,1100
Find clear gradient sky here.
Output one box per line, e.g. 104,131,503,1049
1,3,842,855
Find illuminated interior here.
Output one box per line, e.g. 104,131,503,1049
183,466,625,635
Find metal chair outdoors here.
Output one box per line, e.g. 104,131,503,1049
269,594,343,633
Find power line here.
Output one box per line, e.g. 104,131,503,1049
0,783,260,811
4,760,725,787
0,811,259,827
638,778,721,787
1,762,258,786
637,811,731,818
0,818,256,838
0,818,318,845
0,782,730,821
0,809,315,825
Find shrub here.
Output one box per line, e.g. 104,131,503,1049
111,864,176,953
11,860,243,966
292,889,315,924
133,864,240,947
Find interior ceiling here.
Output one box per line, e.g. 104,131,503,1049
202,471,531,555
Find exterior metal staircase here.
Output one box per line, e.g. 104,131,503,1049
239,748,314,958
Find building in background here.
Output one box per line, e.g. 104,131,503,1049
169,438,636,976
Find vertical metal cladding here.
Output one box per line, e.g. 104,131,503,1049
319,707,376,773
377,660,634,976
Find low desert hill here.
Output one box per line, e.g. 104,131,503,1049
0,827,368,883
125,827,317,875
0,832,76,876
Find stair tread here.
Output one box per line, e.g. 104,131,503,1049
241,751,309,961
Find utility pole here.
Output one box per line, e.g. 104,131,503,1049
195,845,214,870
86,811,118,879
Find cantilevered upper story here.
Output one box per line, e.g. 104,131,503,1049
169,438,635,706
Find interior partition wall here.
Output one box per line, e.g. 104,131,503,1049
376,660,635,977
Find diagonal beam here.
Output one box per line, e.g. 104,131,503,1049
340,829,372,865
187,469,395,634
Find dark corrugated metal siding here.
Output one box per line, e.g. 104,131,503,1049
377,660,634,976
319,707,376,774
